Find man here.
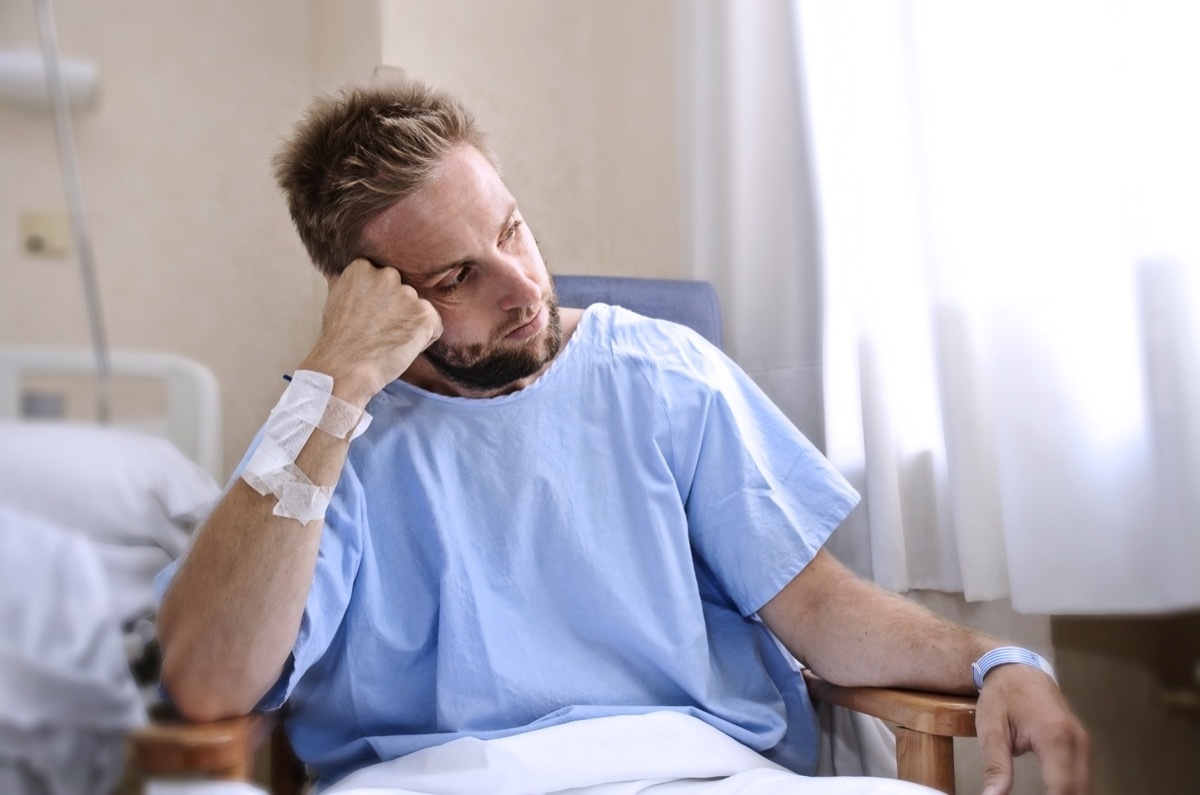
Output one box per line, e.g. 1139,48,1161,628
156,81,1089,794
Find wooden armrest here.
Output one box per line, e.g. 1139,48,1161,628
127,712,275,780
802,670,978,794
802,669,977,737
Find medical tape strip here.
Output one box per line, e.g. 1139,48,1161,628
242,370,373,522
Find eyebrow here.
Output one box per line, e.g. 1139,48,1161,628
405,201,520,288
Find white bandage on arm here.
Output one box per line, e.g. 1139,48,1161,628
241,370,373,522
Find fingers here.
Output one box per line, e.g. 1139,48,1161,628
976,666,1091,795
302,257,444,400
327,257,374,287
1075,729,1092,794
978,715,1015,795
424,300,444,344
1033,713,1091,795
979,715,1090,795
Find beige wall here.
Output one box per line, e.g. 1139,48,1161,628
1,0,679,476
1,0,378,476
379,0,681,281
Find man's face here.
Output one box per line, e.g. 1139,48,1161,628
358,146,562,395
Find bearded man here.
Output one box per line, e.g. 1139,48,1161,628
156,81,1089,795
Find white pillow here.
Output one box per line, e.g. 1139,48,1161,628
0,422,221,623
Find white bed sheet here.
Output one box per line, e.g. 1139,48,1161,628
0,504,146,795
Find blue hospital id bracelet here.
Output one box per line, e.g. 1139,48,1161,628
972,646,1057,691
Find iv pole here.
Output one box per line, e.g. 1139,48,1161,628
32,0,111,422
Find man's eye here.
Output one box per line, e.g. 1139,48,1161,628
500,220,522,243
438,268,471,293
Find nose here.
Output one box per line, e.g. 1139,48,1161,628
495,256,542,312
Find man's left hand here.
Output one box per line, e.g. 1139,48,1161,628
975,663,1091,795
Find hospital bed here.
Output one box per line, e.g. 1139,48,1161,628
0,345,224,794
0,345,222,477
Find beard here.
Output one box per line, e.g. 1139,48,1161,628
422,292,564,393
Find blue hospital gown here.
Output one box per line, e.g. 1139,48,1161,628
158,304,860,787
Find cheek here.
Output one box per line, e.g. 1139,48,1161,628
432,305,493,347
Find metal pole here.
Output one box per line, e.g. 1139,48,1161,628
33,0,111,422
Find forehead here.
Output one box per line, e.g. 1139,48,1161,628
359,145,515,276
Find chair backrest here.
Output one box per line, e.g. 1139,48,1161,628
553,275,723,349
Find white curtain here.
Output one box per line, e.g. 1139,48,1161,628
682,0,1200,614
678,0,827,447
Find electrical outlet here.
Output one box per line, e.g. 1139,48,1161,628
21,210,71,257
21,389,66,418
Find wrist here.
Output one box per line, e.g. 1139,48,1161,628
294,359,378,411
972,646,1057,691
242,369,373,523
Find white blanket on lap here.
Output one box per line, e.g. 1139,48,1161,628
148,712,932,795
322,711,935,795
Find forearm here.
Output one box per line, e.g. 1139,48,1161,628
157,263,441,720
759,549,1000,694
157,370,368,720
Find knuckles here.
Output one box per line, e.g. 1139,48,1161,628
1041,715,1089,750
322,260,444,351
981,756,1012,782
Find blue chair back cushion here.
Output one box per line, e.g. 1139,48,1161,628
552,275,723,349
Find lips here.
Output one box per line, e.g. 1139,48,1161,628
504,305,547,341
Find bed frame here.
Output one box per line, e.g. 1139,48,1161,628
0,345,222,478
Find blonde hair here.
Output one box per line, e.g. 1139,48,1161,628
273,80,492,277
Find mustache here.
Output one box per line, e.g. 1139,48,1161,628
500,276,560,337
501,306,541,336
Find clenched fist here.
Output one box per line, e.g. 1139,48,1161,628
298,259,442,408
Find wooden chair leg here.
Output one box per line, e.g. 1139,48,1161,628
269,721,305,795
895,726,956,794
